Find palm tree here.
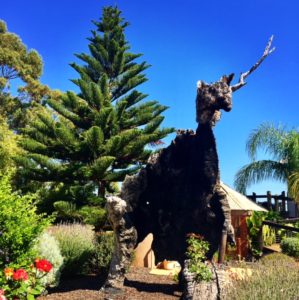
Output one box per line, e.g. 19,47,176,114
234,123,299,203
289,172,299,201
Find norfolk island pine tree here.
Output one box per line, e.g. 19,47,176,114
16,6,174,228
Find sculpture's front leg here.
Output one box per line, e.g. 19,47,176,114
104,196,137,291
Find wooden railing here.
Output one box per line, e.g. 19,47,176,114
263,220,299,233
262,220,299,252
247,191,299,217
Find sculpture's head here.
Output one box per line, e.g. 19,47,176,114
195,36,275,127
196,74,234,126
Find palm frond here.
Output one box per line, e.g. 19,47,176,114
284,130,299,171
288,172,299,204
234,160,287,194
246,123,286,161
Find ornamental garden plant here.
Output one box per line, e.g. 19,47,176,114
0,258,53,300
48,223,96,276
0,172,52,267
186,233,212,282
32,232,63,287
0,172,56,299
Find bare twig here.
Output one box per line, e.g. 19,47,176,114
231,35,275,92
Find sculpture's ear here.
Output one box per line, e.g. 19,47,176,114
220,73,234,85
226,73,234,85
197,80,206,89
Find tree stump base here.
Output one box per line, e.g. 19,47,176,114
182,261,231,300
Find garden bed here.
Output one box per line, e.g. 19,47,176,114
34,254,299,300
37,267,182,300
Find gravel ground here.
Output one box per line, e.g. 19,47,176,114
37,267,182,300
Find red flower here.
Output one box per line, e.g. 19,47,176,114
35,259,53,272
12,269,28,281
0,290,4,295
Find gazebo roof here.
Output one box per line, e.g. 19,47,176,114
220,182,268,212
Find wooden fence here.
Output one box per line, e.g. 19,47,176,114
247,191,299,218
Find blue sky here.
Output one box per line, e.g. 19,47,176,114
2,0,298,196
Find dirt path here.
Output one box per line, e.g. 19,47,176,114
38,267,182,300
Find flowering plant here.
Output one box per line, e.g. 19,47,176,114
0,289,7,300
0,258,53,300
34,259,52,273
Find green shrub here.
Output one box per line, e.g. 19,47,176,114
53,201,107,230
49,223,96,276
225,258,299,300
186,234,212,282
247,211,282,256
89,231,114,273
33,231,64,287
262,225,276,246
0,172,51,267
281,237,299,258
79,206,107,230
53,201,82,222
246,211,267,256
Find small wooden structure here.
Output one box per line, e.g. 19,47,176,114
133,183,267,267
220,183,267,258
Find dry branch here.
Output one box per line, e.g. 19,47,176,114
231,35,275,92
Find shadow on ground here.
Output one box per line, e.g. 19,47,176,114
49,274,106,293
124,278,180,296
43,268,182,299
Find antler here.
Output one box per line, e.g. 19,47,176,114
231,35,275,92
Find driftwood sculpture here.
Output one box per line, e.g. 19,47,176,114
104,37,274,292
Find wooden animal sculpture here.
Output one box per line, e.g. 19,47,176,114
103,36,274,292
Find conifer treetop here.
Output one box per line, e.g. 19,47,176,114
18,6,174,200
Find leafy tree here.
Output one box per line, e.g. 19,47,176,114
0,117,22,171
17,6,174,226
234,123,299,203
0,19,52,129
